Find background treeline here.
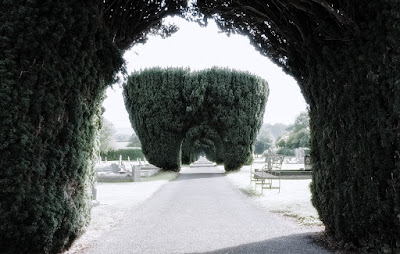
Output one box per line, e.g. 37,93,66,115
123,67,268,171
253,112,310,157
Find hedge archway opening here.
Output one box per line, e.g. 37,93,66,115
1,1,400,253
181,124,224,165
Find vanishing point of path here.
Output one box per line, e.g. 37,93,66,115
86,159,331,254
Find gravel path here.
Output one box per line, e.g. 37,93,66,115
85,162,330,254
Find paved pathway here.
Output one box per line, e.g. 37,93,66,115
86,160,330,254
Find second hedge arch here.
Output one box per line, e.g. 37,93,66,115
181,124,225,165
123,67,268,171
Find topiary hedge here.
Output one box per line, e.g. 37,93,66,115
198,1,400,252
123,67,268,171
0,1,125,253
100,148,144,161
5,1,400,252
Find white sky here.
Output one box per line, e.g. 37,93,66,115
103,16,308,133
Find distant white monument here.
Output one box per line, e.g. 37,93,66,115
295,148,305,163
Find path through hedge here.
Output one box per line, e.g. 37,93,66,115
85,161,330,254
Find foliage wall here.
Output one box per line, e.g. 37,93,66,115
123,67,268,171
0,1,124,253
197,1,400,252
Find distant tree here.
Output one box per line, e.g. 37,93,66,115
266,123,289,141
256,124,274,150
127,132,142,147
254,141,265,157
99,118,117,153
275,112,310,155
285,112,310,149
275,133,287,148
115,134,132,142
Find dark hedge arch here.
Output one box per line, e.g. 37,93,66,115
1,1,400,253
0,1,184,253
196,1,400,252
123,67,268,171
181,124,225,164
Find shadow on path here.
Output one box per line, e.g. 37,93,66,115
190,233,328,254
174,173,225,181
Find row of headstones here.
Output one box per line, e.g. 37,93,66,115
97,155,148,166
91,164,142,205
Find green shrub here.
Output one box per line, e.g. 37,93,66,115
123,67,268,171
100,148,145,161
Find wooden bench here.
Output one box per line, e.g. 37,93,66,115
251,154,284,193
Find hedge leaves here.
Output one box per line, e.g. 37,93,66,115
123,67,268,171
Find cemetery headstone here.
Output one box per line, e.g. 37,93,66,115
295,148,305,163
110,163,119,173
132,165,141,182
304,155,312,171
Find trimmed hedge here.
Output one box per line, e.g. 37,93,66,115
4,1,400,253
198,1,400,252
0,1,124,253
123,67,268,171
307,15,400,251
100,148,144,161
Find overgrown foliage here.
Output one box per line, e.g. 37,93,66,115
196,1,400,252
100,0,187,50
123,67,268,171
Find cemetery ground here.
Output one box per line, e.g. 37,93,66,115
226,159,322,227
64,158,324,254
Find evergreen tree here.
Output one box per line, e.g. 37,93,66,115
123,67,268,171
0,1,185,253
0,2,124,252
197,1,400,251
3,0,400,252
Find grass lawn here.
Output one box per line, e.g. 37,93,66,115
225,163,322,227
